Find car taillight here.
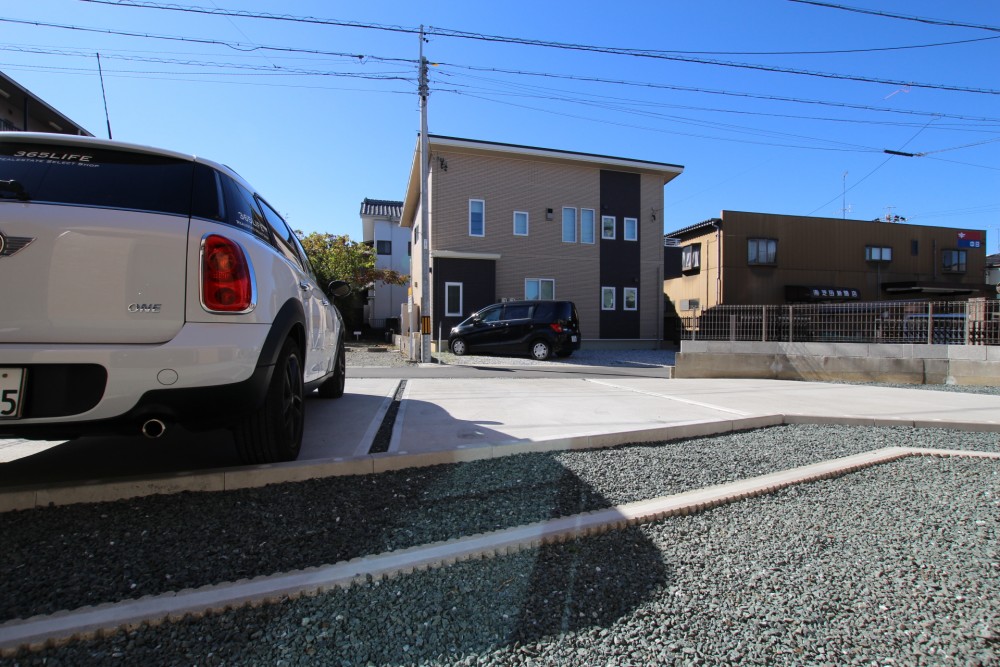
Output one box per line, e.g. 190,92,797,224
202,234,252,312
549,322,564,333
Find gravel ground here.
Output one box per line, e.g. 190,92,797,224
2,424,998,665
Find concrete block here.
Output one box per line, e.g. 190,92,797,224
34,473,227,508
371,447,492,473
911,344,948,360
678,340,709,353
867,344,914,359
732,341,780,354
0,489,38,512
782,414,876,427
922,359,951,384
503,436,589,455
223,458,374,490
944,360,1000,387
987,346,1000,362
947,345,988,361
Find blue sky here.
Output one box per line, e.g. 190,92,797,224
3,1,998,250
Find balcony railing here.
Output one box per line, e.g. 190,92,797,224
679,299,1000,345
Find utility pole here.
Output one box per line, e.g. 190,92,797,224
418,27,432,363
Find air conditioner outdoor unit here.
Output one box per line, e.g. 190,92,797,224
664,237,681,247
679,299,700,311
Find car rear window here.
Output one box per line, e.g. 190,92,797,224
0,143,194,216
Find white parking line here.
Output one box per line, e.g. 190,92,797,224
584,379,753,416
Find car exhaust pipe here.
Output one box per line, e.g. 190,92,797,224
141,419,167,439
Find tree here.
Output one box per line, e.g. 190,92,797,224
296,231,409,333
297,231,409,294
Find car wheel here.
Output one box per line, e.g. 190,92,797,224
233,337,305,464
318,337,346,399
530,339,551,361
451,338,467,356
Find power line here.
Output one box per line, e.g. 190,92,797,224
789,1,1000,33
437,63,1000,124
79,0,1000,95
9,14,998,59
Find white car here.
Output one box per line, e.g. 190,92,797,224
0,132,349,464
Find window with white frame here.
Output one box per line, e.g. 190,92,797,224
748,238,777,265
601,286,615,310
623,287,638,311
624,217,637,241
581,208,595,244
525,278,555,300
445,282,463,317
682,243,701,271
469,199,485,237
865,246,892,262
601,215,616,240
513,211,529,236
561,207,577,243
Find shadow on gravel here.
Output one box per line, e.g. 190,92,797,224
0,449,668,635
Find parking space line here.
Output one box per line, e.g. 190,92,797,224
584,379,753,416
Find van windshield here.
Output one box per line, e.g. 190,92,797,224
0,143,194,216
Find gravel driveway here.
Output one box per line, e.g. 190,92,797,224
2,423,998,666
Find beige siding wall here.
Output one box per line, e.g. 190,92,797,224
429,148,667,341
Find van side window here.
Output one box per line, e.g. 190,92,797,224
504,304,533,320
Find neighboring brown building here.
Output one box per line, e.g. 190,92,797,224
664,210,989,312
0,72,92,136
400,135,684,348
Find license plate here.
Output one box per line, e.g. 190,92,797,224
571,335,578,343
0,368,26,419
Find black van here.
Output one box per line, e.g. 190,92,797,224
448,300,581,360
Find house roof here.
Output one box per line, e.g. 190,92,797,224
401,134,685,227
665,218,721,238
0,71,93,136
360,198,402,219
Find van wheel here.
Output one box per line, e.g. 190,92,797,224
318,338,346,399
233,338,305,464
530,339,551,361
451,338,467,356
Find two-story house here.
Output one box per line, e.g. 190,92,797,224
664,210,990,312
359,198,409,331
1,71,91,135
400,135,684,349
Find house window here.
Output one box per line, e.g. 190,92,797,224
376,240,392,255
525,278,555,300
682,244,701,272
942,249,967,273
445,282,463,317
581,208,595,244
469,199,485,237
911,239,919,255
624,287,638,311
601,286,616,310
624,217,637,241
561,207,577,243
865,246,892,262
748,238,777,265
513,211,529,236
602,215,616,240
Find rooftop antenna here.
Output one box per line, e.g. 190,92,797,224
96,53,112,139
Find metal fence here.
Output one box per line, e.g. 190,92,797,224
680,299,1000,345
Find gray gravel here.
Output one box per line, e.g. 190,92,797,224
2,424,998,665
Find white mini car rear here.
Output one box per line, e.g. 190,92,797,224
0,132,349,464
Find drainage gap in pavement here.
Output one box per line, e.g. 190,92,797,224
368,380,407,454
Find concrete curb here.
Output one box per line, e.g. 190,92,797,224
3,414,1000,512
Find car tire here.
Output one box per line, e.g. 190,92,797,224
530,339,551,361
318,338,346,399
451,338,467,356
233,337,305,464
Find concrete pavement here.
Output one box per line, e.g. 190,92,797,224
2,374,1000,511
